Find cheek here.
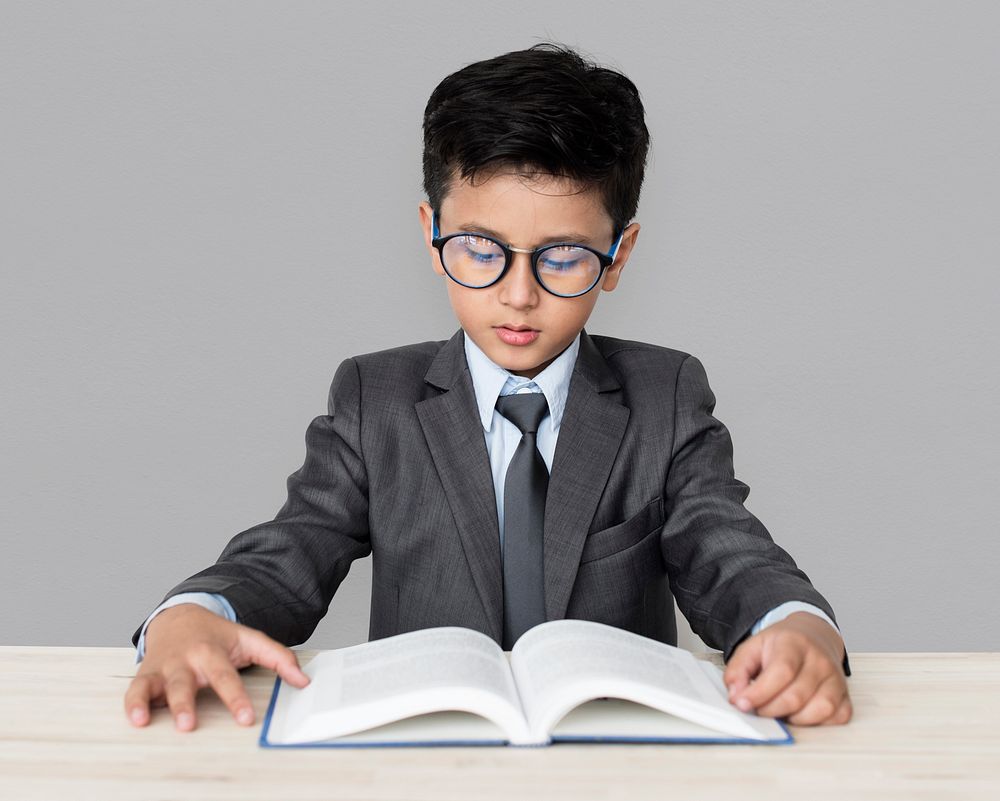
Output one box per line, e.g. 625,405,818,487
550,296,598,331
445,283,484,323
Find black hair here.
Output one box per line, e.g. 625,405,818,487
422,42,650,235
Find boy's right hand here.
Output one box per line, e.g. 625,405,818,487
124,603,311,732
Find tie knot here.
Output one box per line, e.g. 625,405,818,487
495,393,549,435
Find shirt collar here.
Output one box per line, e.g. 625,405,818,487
464,330,580,434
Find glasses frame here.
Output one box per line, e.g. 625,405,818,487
430,210,626,298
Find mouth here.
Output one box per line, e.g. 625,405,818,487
494,325,541,346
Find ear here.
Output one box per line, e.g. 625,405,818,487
600,222,640,292
418,201,446,277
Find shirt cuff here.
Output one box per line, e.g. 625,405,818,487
134,592,237,665
750,601,842,643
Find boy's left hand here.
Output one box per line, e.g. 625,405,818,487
723,612,852,726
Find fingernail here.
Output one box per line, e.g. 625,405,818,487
737,698,752,712
130,708,145,724
237,708,253,725
176,713,193,729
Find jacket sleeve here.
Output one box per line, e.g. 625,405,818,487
131,357,371,648
660,355,850,675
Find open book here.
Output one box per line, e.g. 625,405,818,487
259,619,792,747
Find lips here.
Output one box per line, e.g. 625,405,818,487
495,325,540,346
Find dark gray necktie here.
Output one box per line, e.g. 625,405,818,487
495,392,550,650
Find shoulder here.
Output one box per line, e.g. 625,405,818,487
585,333,716,400
587,333,694,376
327,338,449,406
585,333,716,413
351,338,446,374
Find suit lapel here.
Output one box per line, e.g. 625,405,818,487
415,329,503,641
544,329,630,620
414,327,630,635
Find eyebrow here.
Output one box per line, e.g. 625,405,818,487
456,221,594,246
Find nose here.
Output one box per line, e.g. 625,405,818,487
498,252,540,309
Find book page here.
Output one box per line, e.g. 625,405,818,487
548,663,788,743
307,710,513,745
268,627,532,745
510,620,770,741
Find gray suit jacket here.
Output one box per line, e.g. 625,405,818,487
132,328,847,668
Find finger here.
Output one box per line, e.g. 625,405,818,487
723,637,763,708
829,694,854,725
124,673,164,727
200,652,256,726
736,649,806,712
804,690,853,727
163,665,199,731
756,663,829,720
784,673,847,726
240,629,311,688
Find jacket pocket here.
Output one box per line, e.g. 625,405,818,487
579,495,665,564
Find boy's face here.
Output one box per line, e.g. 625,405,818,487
418,170,640,379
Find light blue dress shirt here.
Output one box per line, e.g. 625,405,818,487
135,332,839,663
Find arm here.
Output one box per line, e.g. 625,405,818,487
661,354,842,660
659,355,850,725
130,356,372,649
125,358,370,731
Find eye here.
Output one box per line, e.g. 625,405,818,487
541,258,578,271
539,246,588,271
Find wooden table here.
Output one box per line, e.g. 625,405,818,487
1,648,998,800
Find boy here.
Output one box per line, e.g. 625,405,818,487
125,43,851,733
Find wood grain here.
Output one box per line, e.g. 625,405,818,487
1,648,997,801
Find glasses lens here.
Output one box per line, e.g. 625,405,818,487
441,235,506,287
536,246,603,296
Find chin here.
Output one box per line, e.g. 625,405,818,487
475,333,550,376
505,355,552,378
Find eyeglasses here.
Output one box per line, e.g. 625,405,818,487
431,210,626,298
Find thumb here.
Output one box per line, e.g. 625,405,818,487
723,634,763,701
239,628,312,688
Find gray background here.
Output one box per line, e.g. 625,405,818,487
2,1,997,653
